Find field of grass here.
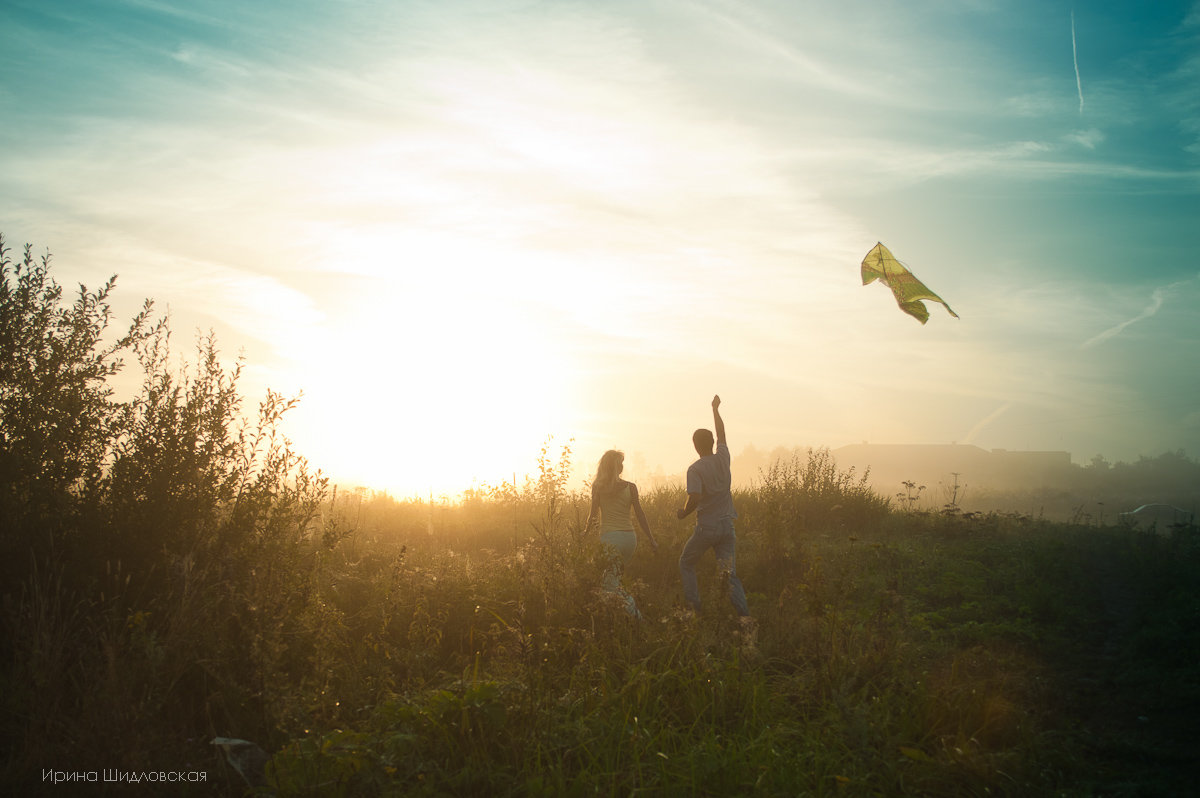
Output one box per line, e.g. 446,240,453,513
3,238,1198,795
8,461,1199,796
255,483,1199,797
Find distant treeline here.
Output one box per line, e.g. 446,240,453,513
722,445,1200,521
964,449,1200,522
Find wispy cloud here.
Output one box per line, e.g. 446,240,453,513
780,136,1199,195
1171,4,1200,157
692,3,904,104
1081,275,1199,348
1184,2,1200,29
1065,128,1104,149
963,402,1013,444
1072,9,1084,114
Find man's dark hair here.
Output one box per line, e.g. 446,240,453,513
693,428,714,454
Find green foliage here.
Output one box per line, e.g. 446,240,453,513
3,233,1196,795
229,493,1195,797
0,236,329,786
737,447,891,567
751,447,890,530
0,236,158,559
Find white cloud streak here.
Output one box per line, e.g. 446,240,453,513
963,402,1013,444
1081,275,1199,349
1072,9,1084,114
1064,128,1104,150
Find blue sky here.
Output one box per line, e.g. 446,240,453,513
2,0,1198,494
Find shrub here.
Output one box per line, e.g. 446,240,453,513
737,447,891,566
0,234,328,781
0,236,158,575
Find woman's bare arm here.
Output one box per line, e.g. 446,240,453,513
585,491,601,533
630,483,658,551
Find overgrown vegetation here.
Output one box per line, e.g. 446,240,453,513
3,236,1197,795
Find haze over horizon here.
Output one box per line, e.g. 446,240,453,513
3,1,1198,497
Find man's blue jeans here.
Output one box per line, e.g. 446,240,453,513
679,517,749,616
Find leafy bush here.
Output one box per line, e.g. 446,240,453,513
0,237,157,571
1,235,329,783
736,447,891,570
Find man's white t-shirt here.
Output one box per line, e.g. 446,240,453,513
686,441,736,525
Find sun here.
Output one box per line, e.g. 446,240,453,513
282,250,574,497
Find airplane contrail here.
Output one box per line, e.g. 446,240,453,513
1072,9,1084,113
963,402,1013,445
1081,275,1198,349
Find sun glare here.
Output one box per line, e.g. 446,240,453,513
285,235,575,497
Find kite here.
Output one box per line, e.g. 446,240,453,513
861,242,959,324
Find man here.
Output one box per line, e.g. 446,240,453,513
676,395,751,619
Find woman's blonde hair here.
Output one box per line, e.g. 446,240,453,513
592,450,625,496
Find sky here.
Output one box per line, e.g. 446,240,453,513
2,0,1199,496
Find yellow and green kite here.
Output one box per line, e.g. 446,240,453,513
861,242,959,324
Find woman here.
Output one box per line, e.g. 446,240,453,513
586,449,659,617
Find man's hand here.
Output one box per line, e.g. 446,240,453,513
676,508,689,520
711,395,725,445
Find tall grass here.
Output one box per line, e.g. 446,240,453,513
3,235,1197,795
253,498,1200,797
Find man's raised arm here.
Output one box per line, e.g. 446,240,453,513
712,394,726,446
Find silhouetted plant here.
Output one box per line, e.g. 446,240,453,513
897,479,926,510
1,235,328,780
0,235,160,572
740,447,890,564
